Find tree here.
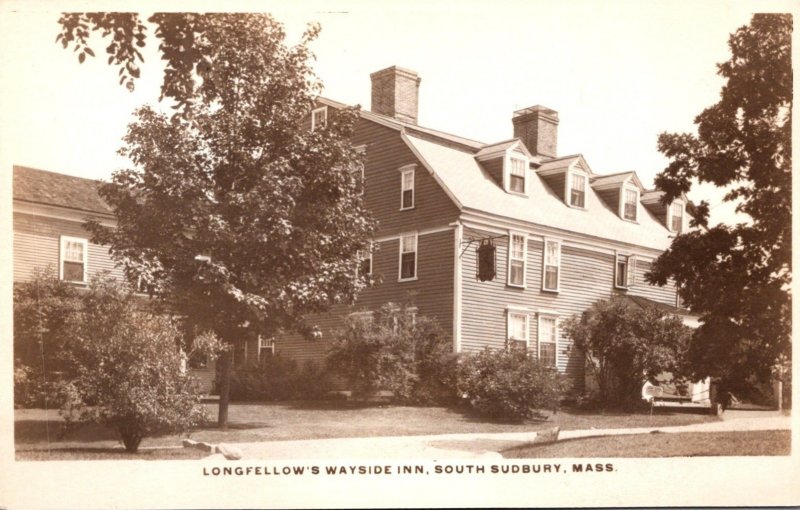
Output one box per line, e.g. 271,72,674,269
646,14,792,397
73,14,375,427
563,297,692,407
61,277,216,452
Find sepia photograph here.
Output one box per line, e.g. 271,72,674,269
0,0,797,508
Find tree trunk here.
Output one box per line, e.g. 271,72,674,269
119,425,143,453
217,348,233,429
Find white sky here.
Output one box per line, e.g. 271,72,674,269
0,0,794,225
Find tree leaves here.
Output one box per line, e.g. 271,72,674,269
646,14,792,390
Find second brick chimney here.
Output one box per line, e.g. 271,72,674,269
512,105,559,159
370,66,421,124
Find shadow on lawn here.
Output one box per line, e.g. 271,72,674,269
15,419,117,444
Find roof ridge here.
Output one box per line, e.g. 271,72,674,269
14,165,102,184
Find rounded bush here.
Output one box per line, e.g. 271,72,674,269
455,348,566,422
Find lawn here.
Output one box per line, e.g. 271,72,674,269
502,430,791,458
15,401,719,460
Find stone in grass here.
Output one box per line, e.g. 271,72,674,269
533,426,560,445
215,443,243,460
183,438,214,452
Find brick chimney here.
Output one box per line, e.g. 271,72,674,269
370,66,421,124
512,105,559,159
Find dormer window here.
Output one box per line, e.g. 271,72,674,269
669,202,684,233
311,106,328,131
622,187,639,221
509,157,526,193
568,171,587,208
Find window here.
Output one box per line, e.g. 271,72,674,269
188,351,208,369
615,254,636,289
233,340,248,367
538,315,558,368
509,157,526,193
569,172,587,208
542,239,560,292
623,187,638,221
507,232,527,287
311,106,328,130
670,202,684,233
351,144,366,196
357,244,373,278
400,166,415,210
399,233,417,281
59,236,87,283
258,336,275,362
507,311,529,350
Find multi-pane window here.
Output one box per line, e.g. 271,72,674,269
623,188,638,221
543,239,560,291
509,157,526,193
400,167,415,210
350,145,367,196
311,106,328,130
258,336,275,362
538,316,557,368
357,244,372,277
670,202,684,233
507,311,528,350
615,254,636,288
60,236,87,283
569,172,586,208
508,232,527,287
399,233,417,281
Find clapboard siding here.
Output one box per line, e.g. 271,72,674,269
480,158,504,187
13,212,124,283
628,259,677,306
460,229,679,389
351,120,460,236
595,188,620,214
541,173,567,202
273,228,455,366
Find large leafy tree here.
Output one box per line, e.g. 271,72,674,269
61,14,375,427
646,14,792,396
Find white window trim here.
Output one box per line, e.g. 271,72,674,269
399,164,416,211
258,336,275,361
507,309,530,347
311,106,328,131
614,252,637,289
398,232,418,282
565,169,589,209
503,151,529,196
668,201,685,233
541,238,561,293
620,185,640,222
537,314,559,368
352,144,367,196
59,235,88,284
507,230,527,288
357,242,373,277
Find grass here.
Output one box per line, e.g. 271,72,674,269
17,447,208,461
502,430,791,458
15,401,719,460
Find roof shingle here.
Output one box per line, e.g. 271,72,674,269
13,166,112,214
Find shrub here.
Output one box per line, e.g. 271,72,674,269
230,356,332,401
327,303,455,403
61,277,218,452
563,297,692,408
13,268,82,403
455,348,567,422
